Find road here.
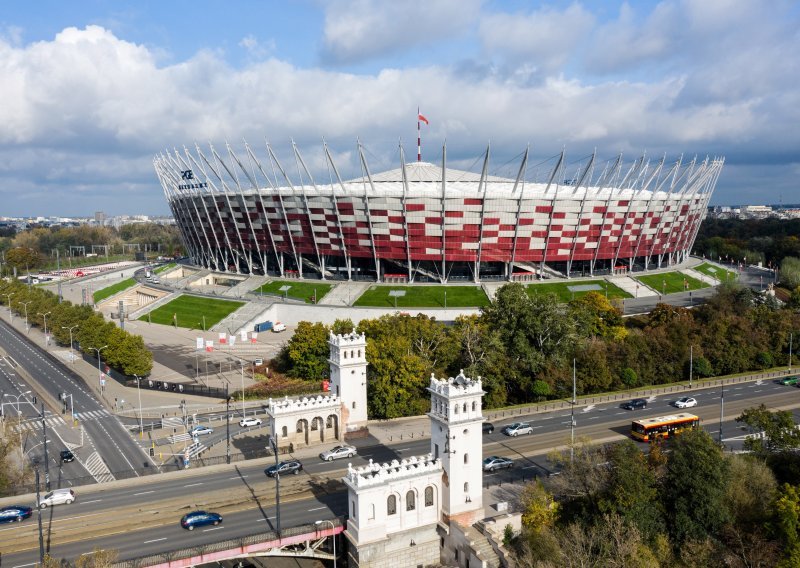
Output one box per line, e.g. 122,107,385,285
2,378,799,565
0,319,154,482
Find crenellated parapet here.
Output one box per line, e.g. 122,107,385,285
344,454,442,489
266,394,341,416
328,331,367,347
428,370,484,398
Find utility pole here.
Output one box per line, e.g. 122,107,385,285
790,332,793,371
689,344,693,389
41,403,50,491
268,435,282,535
226,385,231,465
35,462,45,565
570,358,576,464
718,383,724,447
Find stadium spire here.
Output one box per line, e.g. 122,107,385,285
417,108,429,162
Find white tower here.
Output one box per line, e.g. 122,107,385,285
328,331,368,429
428,370,484,524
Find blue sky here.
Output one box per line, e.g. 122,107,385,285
1,0,798,216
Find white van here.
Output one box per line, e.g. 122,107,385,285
272,322,287,333
38,488,75,508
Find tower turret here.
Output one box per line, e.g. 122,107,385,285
328,331,368,430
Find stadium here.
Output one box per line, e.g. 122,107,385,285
153,141,724,282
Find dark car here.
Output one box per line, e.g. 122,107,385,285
0,506,33,523
482,422,495,434
621,398,648,410
265,460,303,477
779,376,799,386
60,450,75,463
180,511,222,531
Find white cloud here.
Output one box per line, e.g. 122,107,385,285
321,0,481,64
239,35,276,60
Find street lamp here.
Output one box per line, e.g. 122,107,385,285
315,519,337,568
89,345,109,392
3,292,14,322
19,301,32,333
62,325,79,365
133,373,143,438
37,311,51,346
4,391,31,414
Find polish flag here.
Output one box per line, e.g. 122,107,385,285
418,114,429,125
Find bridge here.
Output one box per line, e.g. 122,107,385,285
113,517,344,568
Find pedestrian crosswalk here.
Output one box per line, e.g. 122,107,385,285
83,451,115,483
74,409,111,422
14,415,66,433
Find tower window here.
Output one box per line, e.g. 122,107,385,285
464,453,469,464
464,482,469,493
358,349,361,357
352,401,356,409
463,402,467,413
388,495,397,515
425,486,434,507
454,405,459,414
472,401,477,412
406,490,416,511
343,351,347,359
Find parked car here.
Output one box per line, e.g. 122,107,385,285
180,511,223,531
239,417,263,428
60,449,75,463
482,422,495,434
502,422,533,437
621,398,648,410
38,488,75,508
483,456,514,472
265,460,303,477
674,397,698,409
779,376,799,386
0,505,33,523
190,425,214,436
272,322,287,333
319,445,357,462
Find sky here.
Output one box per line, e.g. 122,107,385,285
1,0,798,216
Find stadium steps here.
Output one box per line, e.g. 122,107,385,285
173,269,209,290
680,267,718,286
210,300,270,334
223,275,269,298
127,290,181,320
300,257,334,279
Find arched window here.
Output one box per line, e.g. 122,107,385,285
472,401,477,412
351,350,355,358
425,486,434,507
358,349,361,358
464,453,469,464
406,490,416,511
387,495,397,515
281,425,288,438
343,350,347,359
464,482,469,493
454,404,459,415
352,401,356,409
463,402,467,413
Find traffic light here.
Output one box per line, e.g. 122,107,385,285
32,396,37,405
149,447,155,457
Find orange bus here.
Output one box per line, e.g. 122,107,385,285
631,413,700,442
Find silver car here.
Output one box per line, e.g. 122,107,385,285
319,445,357,462
483,456,514,472
502,422,533,437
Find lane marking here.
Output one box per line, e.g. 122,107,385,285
133,490,155,496
80,499,102,504
184,482,203,487
144,537,167,543
229,475,248,480
396,447,411,451
203,527,223,532
308,506,326,512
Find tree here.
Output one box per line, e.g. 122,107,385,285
662,429,731,546
569,291,626,340
75,547,118,568
4,246,41,270
520,480,558,532
780,256,800,290
737,404,800,455
283,321,330,381
774,484,800,567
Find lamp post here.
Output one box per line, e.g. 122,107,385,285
34,460,45,566
37,311,51,347
20,301,32,333
62,325,78,364
90,345,109,392
3,292,14,322
790,332,793,372
267,435,281,535
133,374,143,438
4,391,31,415
315,519,337,568
241,359,246,418
689,345,693,389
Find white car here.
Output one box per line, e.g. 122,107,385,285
319,445,357,461
272,322,287,333
190,425,214,436
674,397,697,409
239,417,262,428
38,488,75,509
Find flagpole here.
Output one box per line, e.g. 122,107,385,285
417,106,421,162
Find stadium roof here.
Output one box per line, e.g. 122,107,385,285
347,161,515,184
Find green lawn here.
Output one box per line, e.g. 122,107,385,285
692,262,737,282
252,280,333,303
93,278,138,303
525,280,632,302
635,272,710,295
154,263,176,274
140,295,244,330
354,285,489,308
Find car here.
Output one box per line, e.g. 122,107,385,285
272,322,287,333
621,398,648,410
190,425,214,436
482,422,495,434
239,417,263,428
779,376,799,386
502,422,533,437
265,460,303,477
60,449,75,463
0,506,33,523
180,511,223,531
38,488,75,508
483,456,514,472
319,445,357,462
674,397,698,409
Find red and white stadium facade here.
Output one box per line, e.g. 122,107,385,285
154,141,723,282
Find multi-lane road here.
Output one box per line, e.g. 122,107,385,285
2,377,799,566
0,318,154,481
